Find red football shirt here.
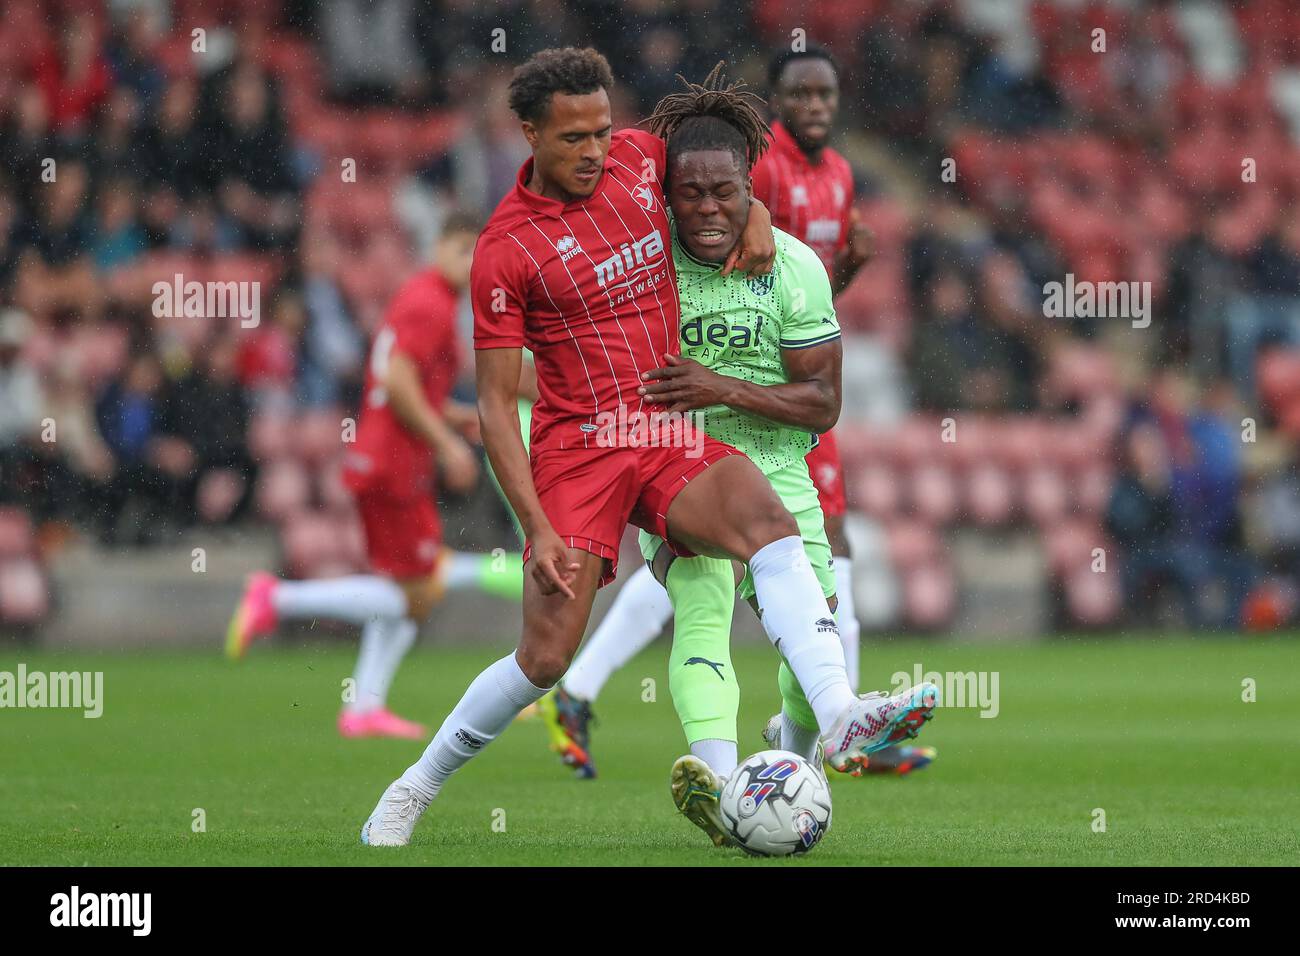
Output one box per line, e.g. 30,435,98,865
750,120,854,274
472,128,677,453
345,268,462,497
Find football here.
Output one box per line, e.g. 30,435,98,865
718,750,832,856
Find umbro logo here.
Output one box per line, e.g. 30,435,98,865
815,617,839,635
684,657,726,680
455,728,485,750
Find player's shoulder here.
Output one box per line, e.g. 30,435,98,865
613,126,665,161
774,227,829,278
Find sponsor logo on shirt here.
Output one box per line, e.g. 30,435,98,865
593,229,665,289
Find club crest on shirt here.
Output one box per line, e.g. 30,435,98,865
632,183,658,212
791,184,809,206
747,274,775,296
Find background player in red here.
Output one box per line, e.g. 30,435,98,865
226,213,523,739
751,45,933,774
359,48,939,846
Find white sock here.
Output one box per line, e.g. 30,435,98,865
780,709,821,763
690,738,738,779
833,557,861,693
563,564,673,702
400,652,547,800
348,617,418,714
273,575,407,625
749,536,855,733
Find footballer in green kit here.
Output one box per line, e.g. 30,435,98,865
620,68,931,846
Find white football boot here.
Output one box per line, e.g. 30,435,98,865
822,682,940,776
360,780,430,846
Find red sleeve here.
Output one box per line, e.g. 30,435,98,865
838,160,855,254
749,153,775,208
618,127,667,192
385,281,441,373
472,232,530,350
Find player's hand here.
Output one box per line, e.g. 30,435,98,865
723,197,776,278
437,436,480,493
638,353,732,411
844,208,874,266
530,528,581,599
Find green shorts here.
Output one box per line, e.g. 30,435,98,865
637,457,835,601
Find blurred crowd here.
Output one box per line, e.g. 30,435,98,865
3,0,1300,633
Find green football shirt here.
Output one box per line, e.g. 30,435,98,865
671,223,840,474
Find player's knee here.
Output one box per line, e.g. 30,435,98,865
516,643,569,688
743,498,799,552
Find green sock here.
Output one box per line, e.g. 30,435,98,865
777,659,818,732
665,555,740,746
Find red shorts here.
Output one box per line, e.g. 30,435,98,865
806,429,847,517
354,489,442,579
525,436,739,586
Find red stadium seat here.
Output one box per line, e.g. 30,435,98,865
255,459,311,523
884,519,941,570
966,462,1015,526
0,558,50,625
280,511,349,579
1043,519,1106,576
1022,464,1071,527
196,468,246,524
1063,565,1122,627
0,509,36,559
902,562,956,630
292,408,347,467
908,462,960,526
851,462,901,519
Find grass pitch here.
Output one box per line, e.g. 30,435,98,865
2,636,1297,866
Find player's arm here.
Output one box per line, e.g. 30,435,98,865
638,340,841,433
383,351,478,491
477,347,578,597
830,207,872,296
721,196,776,278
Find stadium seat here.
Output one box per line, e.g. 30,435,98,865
901,562,957,630
255,459,311,523
966,462,1016,526
1062,565,1122,627
0,508,36,559
0,558,50,625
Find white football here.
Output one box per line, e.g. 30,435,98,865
719,750,832,856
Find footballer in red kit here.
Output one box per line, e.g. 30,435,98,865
227,214,525,742
358,48,934,846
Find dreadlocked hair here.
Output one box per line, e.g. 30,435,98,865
642,62,770,178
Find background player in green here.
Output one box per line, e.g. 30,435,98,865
554,68,935,845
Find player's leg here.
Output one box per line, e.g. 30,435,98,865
808,433,859,691
361,549,604,845
360,446,638,844
540,562,675,777
643,540,744,847
654,448,939,771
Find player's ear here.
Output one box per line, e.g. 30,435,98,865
521,121,540,150
745,175,754,199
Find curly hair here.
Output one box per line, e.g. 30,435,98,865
507,47,615,124
642,62,770,177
